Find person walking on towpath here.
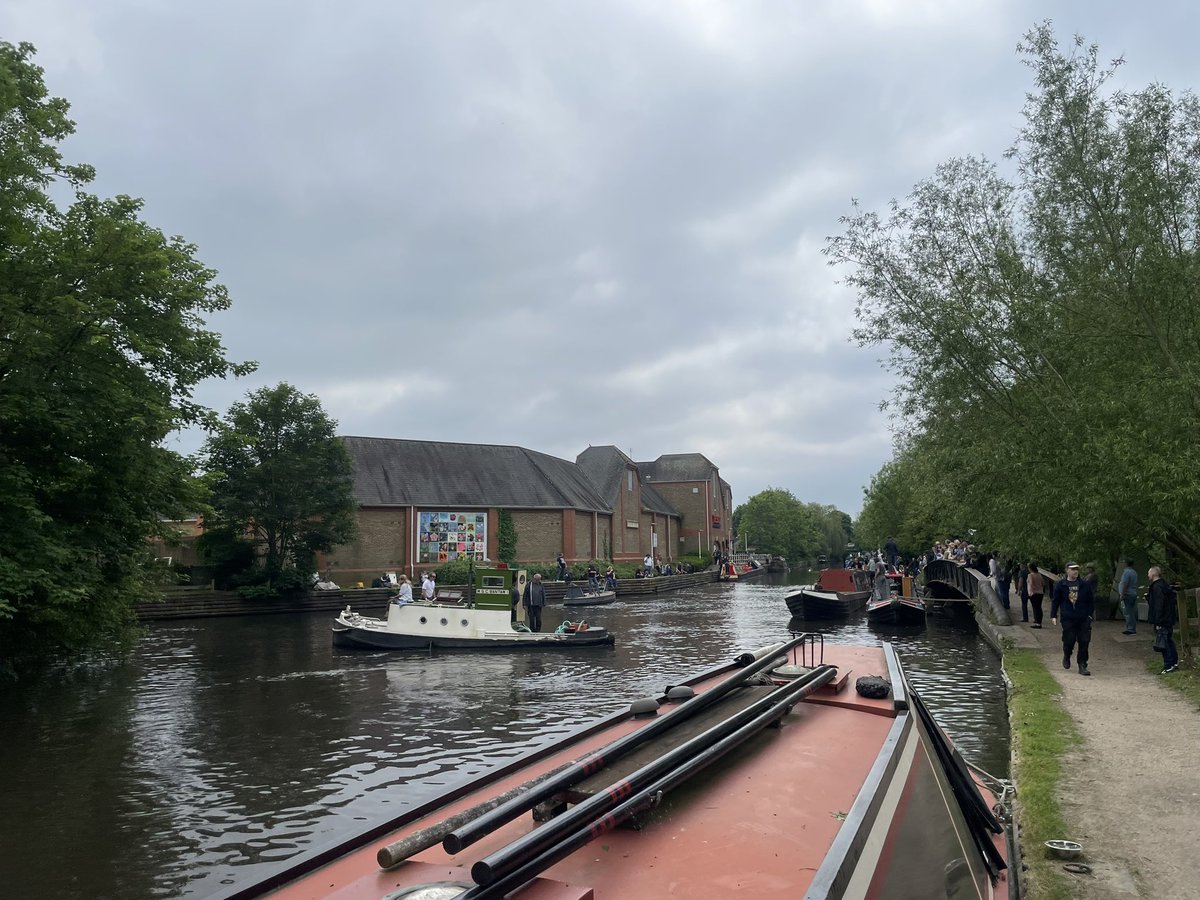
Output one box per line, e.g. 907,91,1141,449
1017,561,1030,622
1118,559,1139,635
1052,562,1095,675
1147,566,1179,674
522,573,547,633
556,554,568,581
1026,563,1045,628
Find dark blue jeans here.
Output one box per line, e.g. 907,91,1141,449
1123,596,1138,633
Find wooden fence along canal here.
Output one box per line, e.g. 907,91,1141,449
138,567,767,621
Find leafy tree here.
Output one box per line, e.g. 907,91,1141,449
202,384,356,584
734,488,823,562
829,23,1200,577
0,42,251,673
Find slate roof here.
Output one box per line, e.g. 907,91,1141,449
637,452,718,483
343,437,610,512
576,446,677,516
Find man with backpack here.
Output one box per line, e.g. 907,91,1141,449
1147,566,1179,675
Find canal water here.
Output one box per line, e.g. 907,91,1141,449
0,574,1008,899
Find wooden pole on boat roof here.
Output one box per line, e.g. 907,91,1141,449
464,666,839,897
376,760,577,870
441,633,811,855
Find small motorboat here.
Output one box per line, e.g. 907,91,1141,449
784,567,873,618
561,584,616,607
216,635,1019,900
867,593,928,626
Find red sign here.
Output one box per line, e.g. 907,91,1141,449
711,515,721,529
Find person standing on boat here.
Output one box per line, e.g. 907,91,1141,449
393,575,413,605
523,573,547,632
1118,559,1139,635
885,536,898,569
872,562,890,602
421,572,435,601
1147,566,1179,674
604,565,617,590
586,563,600,593
1051,562,1094,676
1026,563,1045,628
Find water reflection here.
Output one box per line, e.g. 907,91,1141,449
0,573,1008,898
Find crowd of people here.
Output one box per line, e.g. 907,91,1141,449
901,540,1183,679
837,536,1184,679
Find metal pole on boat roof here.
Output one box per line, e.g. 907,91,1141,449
461,665,839,898
471,664,837,887
441,633,811,855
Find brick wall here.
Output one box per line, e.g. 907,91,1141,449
328,507,409,574
513,509,564,561
574,511,596,560
654,482,709,540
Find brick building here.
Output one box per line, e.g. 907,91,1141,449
637,453,735,560
324,438,732,581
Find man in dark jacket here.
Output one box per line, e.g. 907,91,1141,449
1147,566,1179,674
523,573,547,633
1052,562,1095,675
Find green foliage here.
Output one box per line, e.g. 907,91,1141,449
202,383,357,580
196,526,257,589
432,557,476,585
0,42,251,674
734,490,851,561
497,509,518,564
830,23,1200,574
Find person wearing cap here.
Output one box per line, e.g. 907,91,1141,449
1051,562,1095,675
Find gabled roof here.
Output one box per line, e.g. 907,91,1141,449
343,437,609,512
576,446,678,517
575,446,632,506
637,452,718,483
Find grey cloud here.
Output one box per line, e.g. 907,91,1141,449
7,0,1200,513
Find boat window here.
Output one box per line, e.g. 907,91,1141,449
481,576,505,589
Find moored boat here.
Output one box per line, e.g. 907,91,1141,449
332,566,615,651
560,584,616,607
867,594,928,626
213,635,1018,899
784,567,873,618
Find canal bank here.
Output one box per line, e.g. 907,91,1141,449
982,614,1200,899
138,567,765,620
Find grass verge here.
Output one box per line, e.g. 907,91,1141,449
1004,648,1081,900
1143,652,1200,709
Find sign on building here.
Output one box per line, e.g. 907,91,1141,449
419,511,488,563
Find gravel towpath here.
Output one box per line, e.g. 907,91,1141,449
1021,617,1200,899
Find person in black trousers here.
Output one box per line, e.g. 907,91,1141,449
522,573,546,633
1147,566,1179,674
1051,563,1095,675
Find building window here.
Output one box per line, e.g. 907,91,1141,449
627,470,633,491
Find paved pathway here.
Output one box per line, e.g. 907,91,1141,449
1005,616,1200,899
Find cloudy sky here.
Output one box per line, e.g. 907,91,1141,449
5,1,1197,513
